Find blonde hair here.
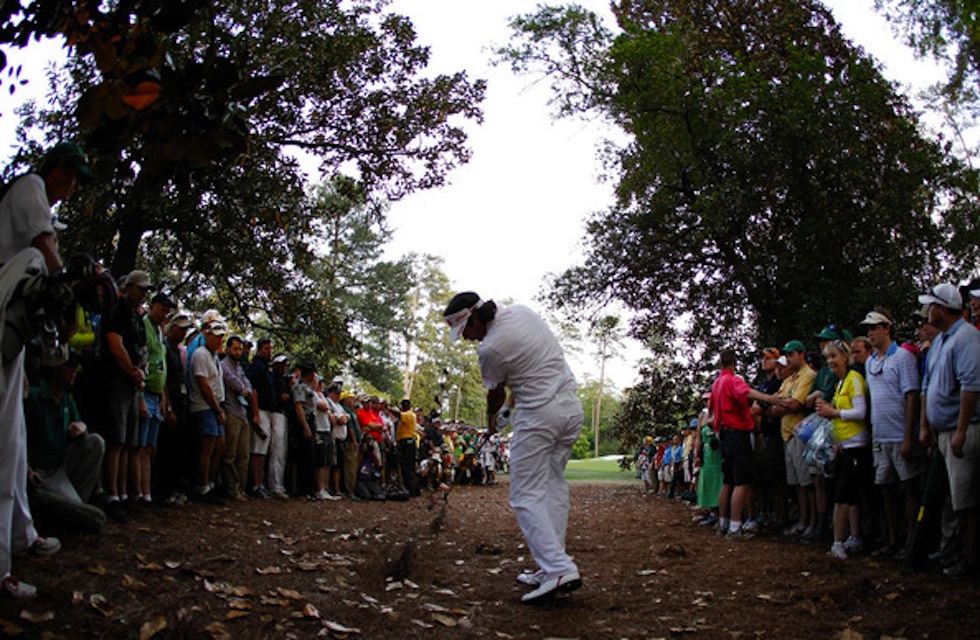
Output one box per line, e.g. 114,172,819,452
822,339,852,366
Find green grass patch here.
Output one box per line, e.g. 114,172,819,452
564,456,636,483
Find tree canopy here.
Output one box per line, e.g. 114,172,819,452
1,0,486,375
497,0,979,356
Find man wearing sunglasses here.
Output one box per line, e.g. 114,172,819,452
860,309,923,558
918,283,980,578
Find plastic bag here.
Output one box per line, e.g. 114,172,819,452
793,412,824,444
802,415,838,476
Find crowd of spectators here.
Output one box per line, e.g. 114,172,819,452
635,280,980,579
14,277,510,597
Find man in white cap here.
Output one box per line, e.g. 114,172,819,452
443,291,583,603
188,320,228,504
860,308,923,557
918,283,980,578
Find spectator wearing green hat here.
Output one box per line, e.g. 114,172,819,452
770,339,817,538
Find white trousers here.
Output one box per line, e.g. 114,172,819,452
508,390,583,577
259,410,288,493
0,352,38,578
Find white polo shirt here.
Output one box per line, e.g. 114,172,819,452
478,304,577,410
0,174,55,263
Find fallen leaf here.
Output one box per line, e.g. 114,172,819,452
225,610,250,620
422,603,450,613
276,587,303,600
412,619,434,629
204,621,231,640
255,566,281,575
385,581,403,591
227,598,252,611
164,560,181,569
259,596,289,607
840,628,864,640
138,563,164,571
86,564,107,576
885,593,900,601
323,620,361,634
71,591,84,605
89,594,114,618
432,613,457,627
295,562,320,571
18,610,54,624
122,574,147,589
139,615,167,640
302,603,321,619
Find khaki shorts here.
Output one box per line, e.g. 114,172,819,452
784,435,814,488
873,441,927,485
937,423,980,512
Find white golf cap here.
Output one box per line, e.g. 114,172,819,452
859,310,892,325
971,288,980,299
776,355,788,367
918,283,962,310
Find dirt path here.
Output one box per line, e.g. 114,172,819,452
1,481,974,638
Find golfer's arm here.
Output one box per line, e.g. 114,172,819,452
486,383,506,433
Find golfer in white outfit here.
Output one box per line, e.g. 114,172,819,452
444,292,583,603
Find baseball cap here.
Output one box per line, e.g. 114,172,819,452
297,358,317,373
271,354,289,366
970,288,980,299
126,270,153,289
776,355,788,367
762,347,780,359
207,321,228,336
782,339,806,353
43,142,95,181
859,310,891,326
150,291,177,308
918,283,962,310
168,312,193,329
814,325,846,342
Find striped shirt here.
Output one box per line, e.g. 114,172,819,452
865,342,920,443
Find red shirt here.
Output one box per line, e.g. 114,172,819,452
709,369,754,432
356,408,384,442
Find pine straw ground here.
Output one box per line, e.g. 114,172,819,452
0,481,975,639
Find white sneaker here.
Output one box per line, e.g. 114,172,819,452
314,490,331,501
516,569,545,586
30,536,61,556
323,492,341,501
843,535,863,554
742,519,760,534
2,576,36,600
520,570,582,603
829,542,848,560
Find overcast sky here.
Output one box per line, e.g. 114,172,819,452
0,1,945,391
